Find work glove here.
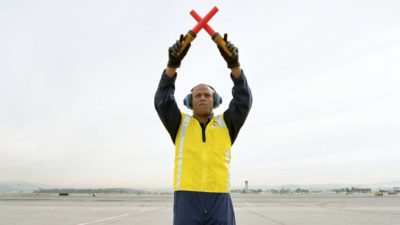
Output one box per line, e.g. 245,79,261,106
167,34,191,68
218,33,240,68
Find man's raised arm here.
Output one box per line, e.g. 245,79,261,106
217,33,253,144
154,35,191,143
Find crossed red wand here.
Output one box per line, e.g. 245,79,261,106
177,6,235,57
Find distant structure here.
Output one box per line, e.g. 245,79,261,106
351,187,371,194
244,181,249,193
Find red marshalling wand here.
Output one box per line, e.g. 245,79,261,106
190,9,235,57
177,6,219,56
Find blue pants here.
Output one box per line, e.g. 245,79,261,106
173,191,236,225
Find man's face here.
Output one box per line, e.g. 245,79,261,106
192,84,214,117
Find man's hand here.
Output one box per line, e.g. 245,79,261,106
167,34,191,68
218,33,240,69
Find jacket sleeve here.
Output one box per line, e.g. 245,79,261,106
154,70,182,144
223,70,253,145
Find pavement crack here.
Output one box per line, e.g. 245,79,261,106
246,209,287,225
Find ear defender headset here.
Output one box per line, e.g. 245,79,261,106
183,85,222,109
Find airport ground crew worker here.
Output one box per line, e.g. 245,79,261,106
155,33,252,225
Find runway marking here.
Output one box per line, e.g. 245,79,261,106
244,202,255,207
76,213,129,225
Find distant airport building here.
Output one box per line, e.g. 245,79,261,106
244,181,248,193
351,187,371,193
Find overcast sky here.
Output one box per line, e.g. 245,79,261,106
1,0,399,189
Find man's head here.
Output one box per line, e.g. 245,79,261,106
183,84,222,117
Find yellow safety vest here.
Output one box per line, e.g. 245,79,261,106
174,113,232,193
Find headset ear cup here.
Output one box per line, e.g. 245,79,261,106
208,85,222,108
188,94,192,108
213,93,222,108
183,94,192,109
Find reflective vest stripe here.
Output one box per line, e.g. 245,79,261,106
175,114,191,189
217,115,231,192
216,115,226,128
226,150,231,192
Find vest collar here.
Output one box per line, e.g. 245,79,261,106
193,112,214,125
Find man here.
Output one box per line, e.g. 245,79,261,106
154,33,252,225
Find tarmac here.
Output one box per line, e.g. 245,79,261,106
1,193,399,225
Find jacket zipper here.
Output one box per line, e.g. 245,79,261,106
200,123,206,142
